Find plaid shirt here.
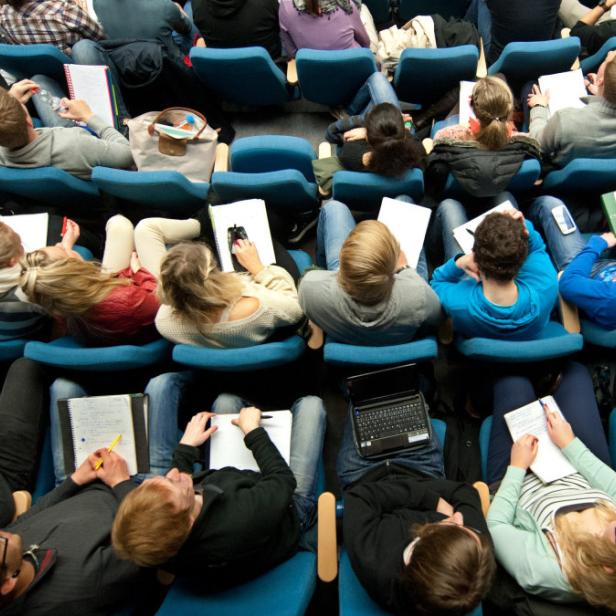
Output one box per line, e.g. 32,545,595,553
0,0,105,55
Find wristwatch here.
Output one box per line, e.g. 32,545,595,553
598,0,609,11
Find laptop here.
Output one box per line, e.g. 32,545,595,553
347,363,432,459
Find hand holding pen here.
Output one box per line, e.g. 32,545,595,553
540,399,574,449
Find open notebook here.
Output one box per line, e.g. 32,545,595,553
0,213,48,252
538,69,587,115
64,64,118,128
452,201,514,254
209,411,292,471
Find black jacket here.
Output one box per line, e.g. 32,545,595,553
192,0,281,60
425,135,541,205
165,427,300,588
571,19,616,56
343,464,488,616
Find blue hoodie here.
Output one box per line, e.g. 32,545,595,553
431,220,558,340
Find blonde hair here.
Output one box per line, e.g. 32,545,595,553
556,501,616,611
471,76,514,150
158,242,244,329
19,250,129,317
0,222,22,268
338,220,399,306
112,481,192,567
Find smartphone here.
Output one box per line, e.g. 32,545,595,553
551,204,577,235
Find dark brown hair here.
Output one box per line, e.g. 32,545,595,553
401,524,496,615
365,103,425,177
0,88,28,149
473,213,528,281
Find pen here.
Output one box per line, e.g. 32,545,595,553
538,399,550,414
466,228,475,237
94,433,122,470
61,216,68,237
261,415,273,419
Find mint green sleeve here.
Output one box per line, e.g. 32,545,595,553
562,437,616,499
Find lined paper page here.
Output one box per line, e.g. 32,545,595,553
64,64,115,127
0,213,48,252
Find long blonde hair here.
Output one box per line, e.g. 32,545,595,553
19,250,129,317
471,76,514,150
556,501,616,611
158,242,244,329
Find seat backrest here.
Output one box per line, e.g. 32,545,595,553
394,46,479,106
323,336,438,366
296,48,377,107
580,36,616,74
488,38,581,85
398,0,469,21
542,158,616,194
0,43,71,81
332,168,424,210
230,135,316,181
189,47,289,106
92,167,209,210
0,167,99,205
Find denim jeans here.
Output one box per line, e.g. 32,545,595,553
49,371,195,484
170,1,202,55
71,39,130,121
30,74,74,128
464,0,492,60
316,198,429,280
211,394,327,532
336,412,445,490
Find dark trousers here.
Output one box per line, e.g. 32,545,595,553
487,362,611,484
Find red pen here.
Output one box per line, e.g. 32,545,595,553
61,216,68,237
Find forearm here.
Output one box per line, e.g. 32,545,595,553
171,444,200,473
562,437,616,496
246,428,295,482
528,105,550,144
253,266,298,295
17,477,81,521
487,466,525,527
578,5,607,26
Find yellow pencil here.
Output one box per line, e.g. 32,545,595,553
94,434,122,471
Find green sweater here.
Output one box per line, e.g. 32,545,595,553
487,438,616,602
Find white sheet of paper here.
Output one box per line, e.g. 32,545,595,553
378,197,432,268
68,395,138,475
504,395,577,484
459,80,477,127
209,199,276,273
0,213,48,253
538,69,587,115
452,201,513,254
64,64,115,127
209,411,292,471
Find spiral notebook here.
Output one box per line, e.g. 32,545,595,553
64,64,118,128
57,394,149,476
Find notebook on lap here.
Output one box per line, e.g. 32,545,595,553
347,363,432,459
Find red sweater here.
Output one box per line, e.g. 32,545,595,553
70,268,160,346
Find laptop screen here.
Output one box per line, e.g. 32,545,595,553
347,363,419,407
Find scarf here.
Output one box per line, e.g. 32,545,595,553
292,0,357,15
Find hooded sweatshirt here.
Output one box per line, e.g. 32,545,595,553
298,267,442,346
0,264,48,340
191,0,281,60
0,115,133,180
431,220,558,340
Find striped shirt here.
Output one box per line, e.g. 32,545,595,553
0,0,104,55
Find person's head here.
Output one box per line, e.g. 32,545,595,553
0,531,23,599
0,88,31,150
598,51,616,104
0,224,23,269
470,77,514,150
556,501,616,611
19,250,128,318
364,103,425,177
112,468,197,567
473,212,528,282
158,242,243,326
338,220,399,305
401,515,496,615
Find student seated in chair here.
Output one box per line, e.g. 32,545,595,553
430,207,558,340
111,395,326,588
299,199,442,346
0,86,133,180
338,401,495,614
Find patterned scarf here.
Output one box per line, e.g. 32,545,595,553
291,0,358,15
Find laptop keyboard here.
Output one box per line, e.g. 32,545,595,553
355,398,428,443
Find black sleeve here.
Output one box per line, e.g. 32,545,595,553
339,140,370,171
15,477,81,522
171,444,200,473
571,20,607,56
446,482,489,533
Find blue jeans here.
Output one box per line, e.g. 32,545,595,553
170,1,202,55
316,198,429,280
211,394,327,532
49,371,195,484
336,412,445,490
30,74,74,128
487,362,611,484
465,0,492,62
71,39,130,121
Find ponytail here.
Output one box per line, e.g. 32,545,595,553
470,76,514,151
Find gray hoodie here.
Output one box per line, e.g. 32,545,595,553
0,115,133,180
299,268,442,346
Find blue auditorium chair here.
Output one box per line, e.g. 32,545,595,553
580,319,616,349
0,339,27,363
0,43,71,81
542,158,616,195
580,36,616,74
324,337,438,367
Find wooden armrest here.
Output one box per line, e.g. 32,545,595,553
317,492,338,583
473,482,490,517
214,143,229,173
561,27,571,38
422,137,434,155
11,491,31,522
438,317,454,345
476,38,487,79
287,59,298,86
318,141,332,159
557,271,581,333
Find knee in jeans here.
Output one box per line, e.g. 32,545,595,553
50,377,84,400
106,214,134,235
211,393,244,414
